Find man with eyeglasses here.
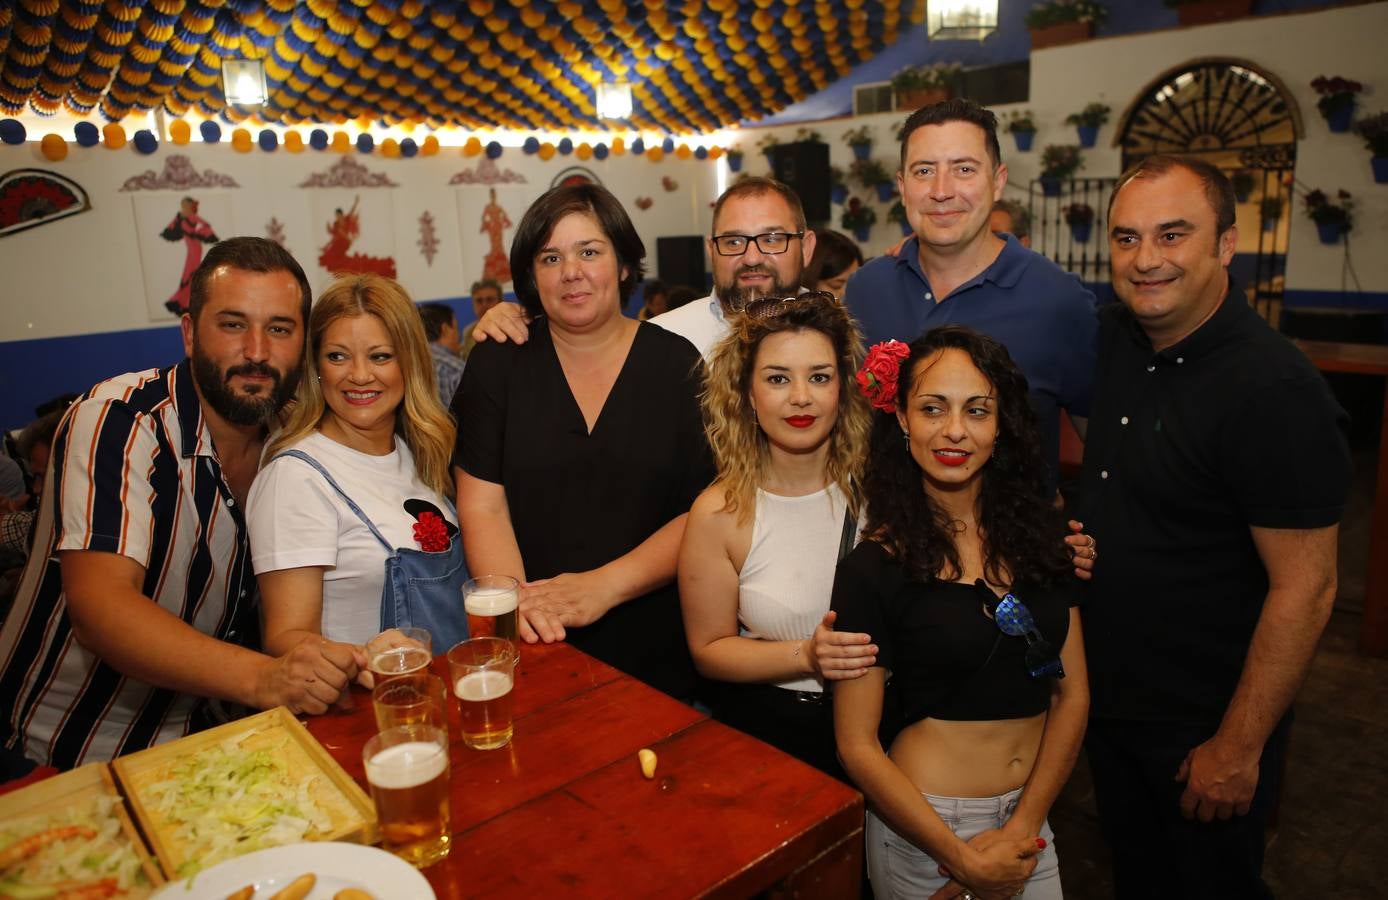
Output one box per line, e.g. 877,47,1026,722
468,177,815,360
842,99,1098,488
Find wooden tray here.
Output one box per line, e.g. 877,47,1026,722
112,707,378,880
0,762,165,897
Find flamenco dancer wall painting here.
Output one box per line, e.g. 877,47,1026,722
133,192,233,320
159,197,219,314
456,186,525,289
313,193,397,280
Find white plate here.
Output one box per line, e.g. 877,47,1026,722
152,841,435,900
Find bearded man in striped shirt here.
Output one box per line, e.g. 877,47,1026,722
0,237,367,772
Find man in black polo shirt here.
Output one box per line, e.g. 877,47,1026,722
1079,155,1352,899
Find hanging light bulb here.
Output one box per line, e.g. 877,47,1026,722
221,59,267,105
596,81,633,120
928,1,998,41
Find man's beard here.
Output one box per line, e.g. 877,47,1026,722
192,346,301,427
717,263,800,313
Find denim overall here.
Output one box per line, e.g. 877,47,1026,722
274,450,470,650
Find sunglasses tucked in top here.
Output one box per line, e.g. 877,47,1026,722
980,585,1066,681
711,231,806,257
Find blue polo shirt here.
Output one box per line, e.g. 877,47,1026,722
843,234,1098,483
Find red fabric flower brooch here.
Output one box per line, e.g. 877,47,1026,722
856,340,910,413
413,511,450,552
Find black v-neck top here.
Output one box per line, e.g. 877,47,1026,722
452,320,713,698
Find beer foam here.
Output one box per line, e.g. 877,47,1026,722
464,587,518,616
454,669,513,701
366,741,448,788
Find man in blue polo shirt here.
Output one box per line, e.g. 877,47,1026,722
843,99,1098,481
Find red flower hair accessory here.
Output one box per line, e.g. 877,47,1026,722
413,511,450,552
856,340,910,413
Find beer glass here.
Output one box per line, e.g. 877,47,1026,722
369,627,433,684
362,724,451,867
372,672,448,733
446,636,518,750
463,575,520,642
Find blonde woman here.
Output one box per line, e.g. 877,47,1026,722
248,274,468,657
678,293,877,777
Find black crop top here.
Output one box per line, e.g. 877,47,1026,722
830,540,1075,729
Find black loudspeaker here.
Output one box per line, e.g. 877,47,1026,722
769,141,831,225
656,235,707,293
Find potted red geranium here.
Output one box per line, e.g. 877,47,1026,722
1302,188,1353,245
1311,76,1364,133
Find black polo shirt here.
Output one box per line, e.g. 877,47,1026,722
1078,282,1351,726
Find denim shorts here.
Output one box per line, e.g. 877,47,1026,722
866,785,1062,899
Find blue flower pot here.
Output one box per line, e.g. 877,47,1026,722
1316,222,1343,245
728,155,743,172
831,185,848,205
1070,222,1093,243
898,219,913,237
852,226,871,242
1040,177,1062,197
1325,102,1354,133
1372,156,1388,184
1261,217,1277,233
1012,131,1035,152
1076,125,1099,148
1234,186,1252,203
851,143,871,161
875,182,895,202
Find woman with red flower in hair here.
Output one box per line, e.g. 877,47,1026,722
248,274,469,666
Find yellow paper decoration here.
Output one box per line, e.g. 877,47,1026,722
382,137,400,157
102,123,126,149
231,128,253,152
646,146,664,161
463,135,482,156
576,142,593,160
538,142,555,160
284,130,304,152
675,143,691,159
331,130,351,152
421,134,439,156
611,136,625,155
169,119,191,144
40,133,67,161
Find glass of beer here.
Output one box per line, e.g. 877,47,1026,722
369,627,433,684
372,672,448,733
446,636,518,750
463,575,520,641
362,724,451,867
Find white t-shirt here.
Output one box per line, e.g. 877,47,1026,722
650,292,728,360
247,430,458,645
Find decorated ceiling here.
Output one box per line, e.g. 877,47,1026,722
0,0,922,135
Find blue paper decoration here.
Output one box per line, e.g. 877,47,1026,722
485,140,502,159
522,136,540,154
594,142,609,160
631,137,645,155
400,137,417,157
558,137,573,155
309,128,329,150
0,119,27,145
74,121,100,147
356,133,374,153
133,129,158,153
694,145,708,159
199,120,221,143
661,137,674,153
258,129,278,151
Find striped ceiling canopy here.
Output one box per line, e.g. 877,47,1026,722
0,0,922,135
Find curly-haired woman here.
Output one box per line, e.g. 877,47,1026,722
678,292,877,778
832,325,1089,900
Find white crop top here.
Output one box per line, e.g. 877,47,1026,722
738,483,854,693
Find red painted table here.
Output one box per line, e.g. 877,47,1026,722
306,641,864,898
1296,339,1388,656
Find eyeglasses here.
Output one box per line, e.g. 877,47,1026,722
986,592,1065,680
743,290,839,321
711,231,806,257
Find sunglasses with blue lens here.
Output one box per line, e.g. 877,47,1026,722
988,592,1065,680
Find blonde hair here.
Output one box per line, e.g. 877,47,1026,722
701,299,871,524
266,274,456,498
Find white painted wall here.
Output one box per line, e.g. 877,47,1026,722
0,142,719,342
728,2,1387,293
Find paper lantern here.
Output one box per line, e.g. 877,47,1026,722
169,120,191,145
102,123,127,149
41,134,67,161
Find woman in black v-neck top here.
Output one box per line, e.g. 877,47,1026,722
451,185,713,700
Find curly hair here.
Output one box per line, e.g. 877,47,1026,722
265,274,457,499
863,325,1071,588
701,298,871,524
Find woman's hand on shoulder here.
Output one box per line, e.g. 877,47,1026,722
472,302,531,345
808,610,876,680
1065,519,1096,581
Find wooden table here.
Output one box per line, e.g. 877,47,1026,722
1296,339,1388,656
306,642,864,898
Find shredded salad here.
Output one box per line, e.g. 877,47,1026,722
142,734,335,879
0,794,149,899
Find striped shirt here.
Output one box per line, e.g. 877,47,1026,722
0,362,258,768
